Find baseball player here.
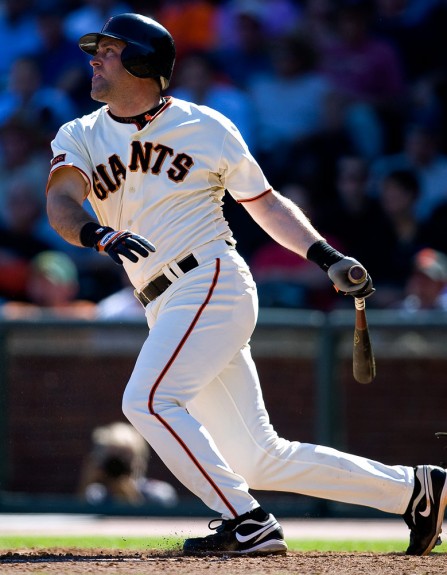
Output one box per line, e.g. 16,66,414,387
46,13,447,556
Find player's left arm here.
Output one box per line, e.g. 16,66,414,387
242,189,373,297
242,189,323,258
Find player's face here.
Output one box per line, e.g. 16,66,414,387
90,38,131,103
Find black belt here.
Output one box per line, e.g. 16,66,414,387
136,253,198,306
136,241,234,306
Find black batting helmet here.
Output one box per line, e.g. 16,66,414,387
78,13,176,89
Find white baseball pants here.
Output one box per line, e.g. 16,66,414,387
122,240,414,518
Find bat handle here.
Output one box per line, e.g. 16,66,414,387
348,264,367,285
355,297,365,310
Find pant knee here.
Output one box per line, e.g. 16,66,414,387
122,380,179,423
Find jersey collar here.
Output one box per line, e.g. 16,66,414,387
107,96,172,130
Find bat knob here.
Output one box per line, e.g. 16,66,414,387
348,265,367,284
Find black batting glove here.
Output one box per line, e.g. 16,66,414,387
96,228,156,265
327,257,375,297
80,223,156,265
307,240,375,298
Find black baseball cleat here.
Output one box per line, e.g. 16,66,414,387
403,465,447,555
183,507,288,556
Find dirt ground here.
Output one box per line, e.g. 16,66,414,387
1,548,446,575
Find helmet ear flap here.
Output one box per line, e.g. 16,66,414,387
121,43,154,77
121,43,171,88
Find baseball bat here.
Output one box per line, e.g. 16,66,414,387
348,265,376,384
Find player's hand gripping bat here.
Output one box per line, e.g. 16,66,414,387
348,265,376,384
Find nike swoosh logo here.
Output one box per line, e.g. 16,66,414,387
235,519,278,543
419,467,433,518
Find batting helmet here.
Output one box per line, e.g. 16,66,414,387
78,13,176,89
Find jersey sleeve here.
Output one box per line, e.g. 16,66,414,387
48,121,93,193
218,121,272,202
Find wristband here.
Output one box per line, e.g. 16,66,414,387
306,240,345,272
80,222,106,247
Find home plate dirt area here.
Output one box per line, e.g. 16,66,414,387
1,549,447,575
1,516,446,574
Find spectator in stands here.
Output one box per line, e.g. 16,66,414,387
372,0,447,84
171,50,256,149
246,30,332,183
1,250,96,318
376,168,427,306
78,421,179,507
405,72,446,140
319,0,405,159
0,81,116,306
0,176,55,303
35,5,93,116
0,117,50,211
370,122,447,222
295,0,338,52
0,170,97,308
419,199,447,257
316,155,395,305
393,248,447,312
211,2,273,89
0,55,78,141
156,0,220,59
0,0,42,83
216,0,302,49
64,0,133,43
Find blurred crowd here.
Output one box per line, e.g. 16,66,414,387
1,0,447,315
78,421,179,507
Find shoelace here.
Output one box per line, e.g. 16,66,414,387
208,517,237,533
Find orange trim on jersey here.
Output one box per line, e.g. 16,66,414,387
46,164,92,200
237,188,272,203
147,96,172,122
147,259,238,518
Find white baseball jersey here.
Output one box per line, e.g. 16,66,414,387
48,96,270,291
48,94,414,523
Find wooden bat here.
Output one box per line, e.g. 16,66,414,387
348,265,376,384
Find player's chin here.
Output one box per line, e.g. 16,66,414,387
90,87,107,103
91,79,108,98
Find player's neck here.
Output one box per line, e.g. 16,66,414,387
108,98,167,130
107,87,163,119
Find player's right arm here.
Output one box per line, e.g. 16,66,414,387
47,166,96,247
243,188,374,298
